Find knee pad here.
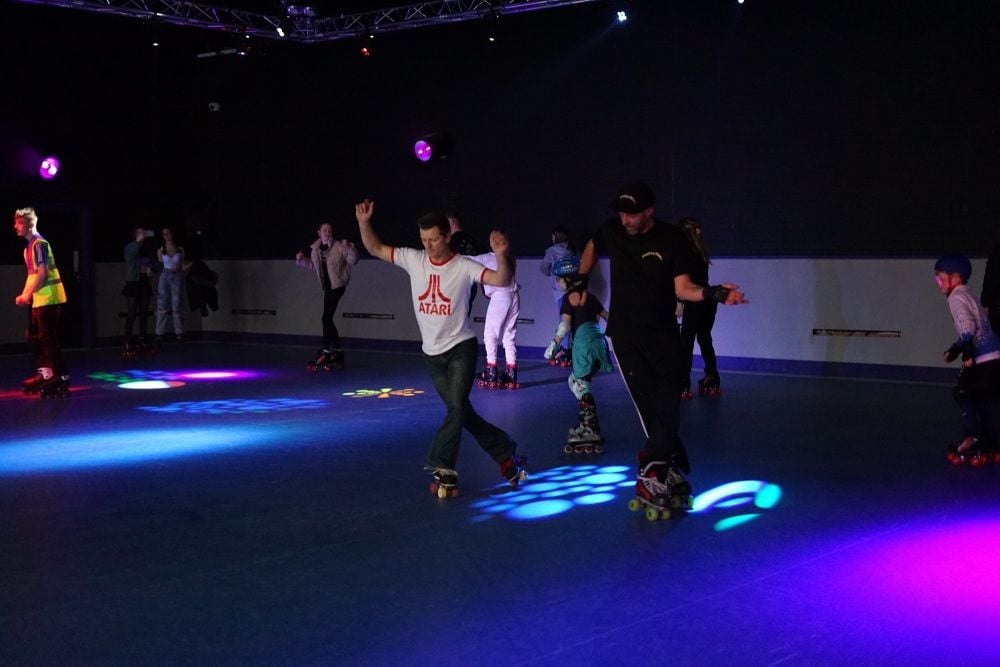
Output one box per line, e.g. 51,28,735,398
568,373,590,400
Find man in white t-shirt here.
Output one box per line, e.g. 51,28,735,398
355,199,524,497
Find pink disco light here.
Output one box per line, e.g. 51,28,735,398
39,156,60,180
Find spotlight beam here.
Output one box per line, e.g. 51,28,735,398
9,0,603,43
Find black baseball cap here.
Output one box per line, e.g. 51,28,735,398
611,181,655,213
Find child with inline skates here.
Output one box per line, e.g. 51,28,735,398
934,255,1000,466
544,256,613,453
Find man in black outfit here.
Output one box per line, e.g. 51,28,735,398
579,181,747,516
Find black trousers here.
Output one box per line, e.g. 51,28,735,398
321,286,346,350
610,331,688,468
679,299,719,386
29,304,66,376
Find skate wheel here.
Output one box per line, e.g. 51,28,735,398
628,498,642,512
563,444,574,454
645,507,669,521
583,445,593,453
477,380,485,388
594,444,604,454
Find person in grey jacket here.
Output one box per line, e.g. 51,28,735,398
295,222,359,370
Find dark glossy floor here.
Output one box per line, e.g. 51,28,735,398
2,342,999,666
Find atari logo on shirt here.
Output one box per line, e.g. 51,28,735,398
417,274,453,316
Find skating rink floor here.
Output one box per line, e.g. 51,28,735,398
2,341,999,666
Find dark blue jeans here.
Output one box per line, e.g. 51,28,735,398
423,337,516,469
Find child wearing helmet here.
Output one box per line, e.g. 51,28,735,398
934,255,1000,466
544,255,614,452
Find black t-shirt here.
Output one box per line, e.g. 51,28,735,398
560,291,605,334
590,218,696,338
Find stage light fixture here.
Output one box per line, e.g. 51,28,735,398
39,156,60,180
413,133,452,162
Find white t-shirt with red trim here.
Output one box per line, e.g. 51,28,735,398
392,247,487,355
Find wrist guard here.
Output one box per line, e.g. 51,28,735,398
703,285,730,303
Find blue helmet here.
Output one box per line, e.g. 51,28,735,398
552,255,580,277
934,255,972,283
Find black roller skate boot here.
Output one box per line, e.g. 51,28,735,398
499,364,519,389
628,453,691,520
38,375,71,398
330,348,345,370
22,371,46,395
549,347,572,368
429,467,459,498
499,453,527,488
698,372,721,397
307,349,334,371
477,363,498,389
565,393,603,454
680,378,693,401
946,435,994,467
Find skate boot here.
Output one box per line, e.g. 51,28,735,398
140,337,157,357
22,371,46,395
499,364,519,389
122,339,139,360
697,372,721,397
330,348,345,370
680,379,693,401
947,436,993,467
550,347,573,368
628,454,692,521
307,349,334,371
564,393,604,454
38,375,71,399
428,467,459,499
499,453,527,488
477,363,498,389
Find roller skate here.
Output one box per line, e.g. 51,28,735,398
564,393,603,454
498,365,519,389
140,337,157,357
307,349,335,372
499,453,528,488
477,363,498,389
22,371,46,395
428,467,459,499
680,379,693,401
38,375,71,399
122,339,140,360
697,372,721,397
628,454,692,521
548,347,572,368
329,348,345,370
946,436,995,467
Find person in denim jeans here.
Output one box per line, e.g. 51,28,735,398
355,199,525,498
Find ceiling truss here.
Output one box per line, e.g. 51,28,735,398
11,0,602,43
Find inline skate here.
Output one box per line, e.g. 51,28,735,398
565,393,603,454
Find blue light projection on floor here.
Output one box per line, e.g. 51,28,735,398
469,465,782,526
0,427,278,474
139,398,328,414
690,480,783,531
469,464,633,521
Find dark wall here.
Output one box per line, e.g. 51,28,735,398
2,0,998,262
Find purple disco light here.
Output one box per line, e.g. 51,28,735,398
39,156,60,180
413,139,433,162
